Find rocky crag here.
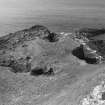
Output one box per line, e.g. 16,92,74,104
0,25,61,74
1,24,105,74
73,28,105,64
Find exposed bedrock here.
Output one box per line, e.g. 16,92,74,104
0,25,61,74
72,45,98,64
75,28,105,40
73,28,105,64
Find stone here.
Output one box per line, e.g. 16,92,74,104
74,28,105,64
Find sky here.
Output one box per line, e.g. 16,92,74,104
0,0,105,18
0,0,105,11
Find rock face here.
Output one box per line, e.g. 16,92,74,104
75,28,105,40
0,25,60,73
74,28,105,63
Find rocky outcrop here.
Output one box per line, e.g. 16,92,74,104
74,28,105,63
0,25,60,73
75,28,105,40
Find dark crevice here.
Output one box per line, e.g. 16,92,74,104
30,68,44,76
72,46,98,64
101,92,105,100
30,67,54,76
44,68,54,75
44,32,59,42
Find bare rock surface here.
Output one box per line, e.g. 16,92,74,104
0,25,60,74
0,25,105,105
75,28,105,40
73,28,105,64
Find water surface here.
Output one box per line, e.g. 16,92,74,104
0,0,105,36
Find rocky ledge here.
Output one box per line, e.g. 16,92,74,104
73,28,105,64
0,25,61,74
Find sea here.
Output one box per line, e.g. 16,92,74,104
0,8,105,37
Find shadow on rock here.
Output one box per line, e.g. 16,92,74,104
30,67,54,76
72,45,98,64
44,32,59,42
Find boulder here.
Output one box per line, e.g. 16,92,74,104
74,28,105,63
